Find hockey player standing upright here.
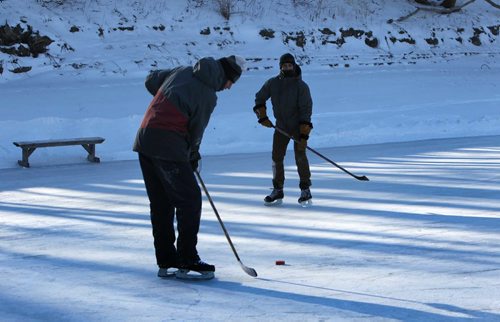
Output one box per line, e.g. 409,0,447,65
253,53,314,206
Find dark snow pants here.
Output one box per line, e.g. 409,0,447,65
138,153,201,267
271,130,311,190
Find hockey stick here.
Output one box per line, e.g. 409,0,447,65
272,125,369,181
194,170,258,277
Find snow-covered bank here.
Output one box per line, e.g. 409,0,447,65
1,0,499,81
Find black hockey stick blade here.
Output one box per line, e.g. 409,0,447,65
357,175,369,181
240,262,258,277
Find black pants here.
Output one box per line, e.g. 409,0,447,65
138,153,201,267
272,130,311,190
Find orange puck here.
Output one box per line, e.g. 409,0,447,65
275,260,285,265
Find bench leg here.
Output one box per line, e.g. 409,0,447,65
82,144,100,163
18,147,36,168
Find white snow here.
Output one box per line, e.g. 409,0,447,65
1,1,500,321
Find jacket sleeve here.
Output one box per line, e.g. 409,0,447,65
298,81,313,123
187,93,217,159
145,69,173,96
254,79,272,108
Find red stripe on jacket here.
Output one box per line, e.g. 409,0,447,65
140,91,188,133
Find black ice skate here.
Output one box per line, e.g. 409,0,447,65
176,259,215,280
298,188,312,207
264,188,284,206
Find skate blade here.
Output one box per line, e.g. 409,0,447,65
175,269,214,280
299,199,312,208
158,268,178,278
264,199,283,207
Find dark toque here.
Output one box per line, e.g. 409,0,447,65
218,55,245,83
279,53,296,68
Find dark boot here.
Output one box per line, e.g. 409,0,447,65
298,188,312,206
264,188,284,205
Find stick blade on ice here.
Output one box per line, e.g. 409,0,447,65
240,262,258,277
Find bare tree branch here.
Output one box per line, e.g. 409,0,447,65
396,8,421,22
397,0,478,21
411,0,477,13
484,0,500,9
393,0,498,22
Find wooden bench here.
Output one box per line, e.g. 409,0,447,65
13,137,105,168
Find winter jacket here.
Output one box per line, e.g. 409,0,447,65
133,57,227,161
254,66,313,134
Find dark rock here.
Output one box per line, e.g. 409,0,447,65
17,44,31,56
295,32,306,47
115,26,134,31
0,46,16,55
0,23,53,57
319,28,335,35
10,66,32,73
365,37,378,48
259,28,275,39
470,27,485,46
399,37,416,44
29,35,54,57
425,37,439,45
470,35,481,46
0,23,18,46
488,25,499,36
340,28,364,38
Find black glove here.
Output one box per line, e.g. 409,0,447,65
190,159,199,171
190,150,201,171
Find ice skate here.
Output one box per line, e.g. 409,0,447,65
157,266,178,278
298,188,312,207
176,259,215,280
264,188,284,206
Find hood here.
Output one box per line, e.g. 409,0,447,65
193,57,226,91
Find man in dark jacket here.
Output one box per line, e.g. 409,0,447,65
133,55,245,280
253,53,313,206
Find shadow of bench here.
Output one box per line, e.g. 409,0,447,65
13,137,105,168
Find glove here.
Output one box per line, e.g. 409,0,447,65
297,122,313,151
253,104,273,128
259,117,273,128
190,159,199,171
190,150,201,171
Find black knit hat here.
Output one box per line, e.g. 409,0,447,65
279,53,295,67
218,55,244,83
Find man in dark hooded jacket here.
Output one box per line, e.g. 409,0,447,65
133,55,245,280
253,53,313,206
